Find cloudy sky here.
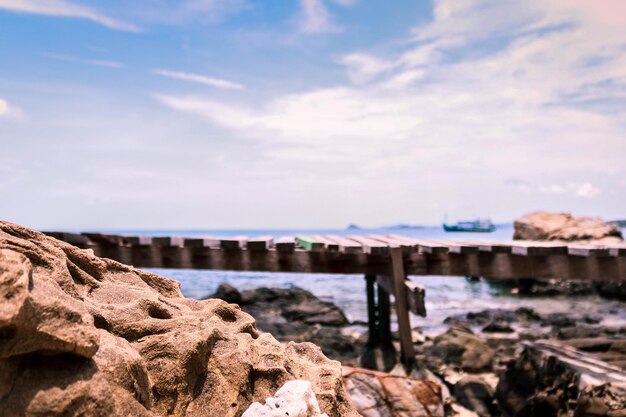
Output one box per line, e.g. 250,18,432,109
1,0,625,229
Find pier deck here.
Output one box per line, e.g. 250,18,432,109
44,231,626,370
44,232,626,282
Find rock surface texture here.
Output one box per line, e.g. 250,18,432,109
0,221,360,417
513,211,623,242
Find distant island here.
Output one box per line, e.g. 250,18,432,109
609,220,626,227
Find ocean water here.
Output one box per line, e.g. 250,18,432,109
104,224,626,335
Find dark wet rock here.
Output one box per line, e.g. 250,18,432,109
538,312,602,330
453,375,498,417
482,320,514,333
575,384,626,417
445,307,541,329
516,278,595,297
496,340,626,417
595,282,626,301
211,285,358,364
426,325,495,373
210,283,242,304
283,302,349,326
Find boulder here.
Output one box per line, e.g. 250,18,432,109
0,221,360,417
513,211,623,242
342,366,443,417
496,340,626,417
453,375,497,417
426,325,495,373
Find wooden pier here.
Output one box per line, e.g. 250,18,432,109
44,231,626,371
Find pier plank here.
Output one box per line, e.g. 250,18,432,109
367,235,416,253
275,236,296,252
219,236,248,250
509,240,568,256
423,239,479,254
311,235,339,251
386,235,449,255
347,235,389,255
324,235,363,254
247,236,274,251
567,244,611,257
295,235,325,252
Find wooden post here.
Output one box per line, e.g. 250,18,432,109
390,246,415,367
360,274,397,371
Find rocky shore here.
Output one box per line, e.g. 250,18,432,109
211,283,626,417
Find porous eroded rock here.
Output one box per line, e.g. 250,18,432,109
0,221,360,417
513,211,623,242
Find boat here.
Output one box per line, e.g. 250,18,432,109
443,219,496,233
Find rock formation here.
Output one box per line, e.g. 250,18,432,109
513,211,623,242
496,340,626,417
342,367,443,417
0,221,360,417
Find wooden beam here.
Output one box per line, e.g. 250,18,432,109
389,246,414,367
376,276,426,317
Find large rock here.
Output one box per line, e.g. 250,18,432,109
453,375,497,417
342,367,443,417
424,325,495,373
0,221,360,417
513,211,623,242
496,340,626,417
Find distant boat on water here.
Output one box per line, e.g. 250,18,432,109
443,219,496,233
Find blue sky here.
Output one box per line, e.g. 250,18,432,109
1,0,625,229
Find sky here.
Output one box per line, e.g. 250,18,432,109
1,0,625,230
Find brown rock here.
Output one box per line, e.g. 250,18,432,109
426,326,495,373
0,221,360,417
513,211,623,242
342,366,443,417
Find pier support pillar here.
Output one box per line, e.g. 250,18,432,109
359,274,397,372
390,246,415,368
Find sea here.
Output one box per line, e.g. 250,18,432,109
106,224,626,335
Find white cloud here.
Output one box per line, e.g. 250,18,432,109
539,184,566,194
0,98,23,119
152,69,245,90
298,0,340,34
0,0,139,31
152,0,625,220
41,52,123,68
338,53,396,84
575,181,600,199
